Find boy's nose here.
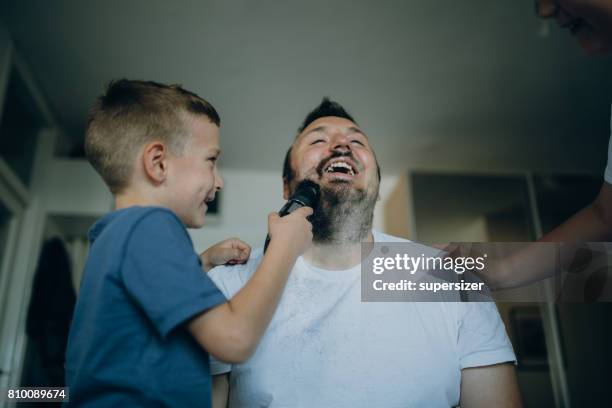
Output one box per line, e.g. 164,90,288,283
216,174,224,190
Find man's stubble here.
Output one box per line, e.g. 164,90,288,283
309,180,378,245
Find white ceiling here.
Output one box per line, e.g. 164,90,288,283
1,0,611,173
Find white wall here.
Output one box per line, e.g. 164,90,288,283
40,158,113,216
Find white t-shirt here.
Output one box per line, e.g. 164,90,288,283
209,231,515,408
605,105,612,184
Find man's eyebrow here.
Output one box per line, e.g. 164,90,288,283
304,126,327,136
348,126,366,136
304,125,367,137
209,148,221,156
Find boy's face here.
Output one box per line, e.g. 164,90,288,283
166,116,223,228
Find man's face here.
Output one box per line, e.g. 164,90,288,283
537,0,612,54
285,116,379,200
166,116,223,228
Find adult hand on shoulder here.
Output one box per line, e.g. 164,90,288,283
200,238,252,272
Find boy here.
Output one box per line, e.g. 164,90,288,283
65,79,312,406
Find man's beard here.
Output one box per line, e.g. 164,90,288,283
309,180,377,245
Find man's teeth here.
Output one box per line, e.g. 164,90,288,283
325,161,355,176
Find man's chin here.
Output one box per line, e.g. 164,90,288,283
325,179,352,187
319,182,368,203
321,178,356,191
319,175,359,190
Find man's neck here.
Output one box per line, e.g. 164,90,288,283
303,185,377,270
302,230,374,270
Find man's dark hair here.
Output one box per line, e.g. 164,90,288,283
283,98,380,184
297,97,357,133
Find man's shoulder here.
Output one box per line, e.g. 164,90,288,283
372,230,408,243
373,230,440,256
208,248,264,298
206,231,443,298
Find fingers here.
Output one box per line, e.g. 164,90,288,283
241,245,252,262
269,207,312,222
228,238,251,257
214,237,248,249
431,243,460,255
225,238,251,264
268,212,280,223
222,248,247,265
224,247,240,259
202,237,253,268
233,244,251,264
535,0,557,18
292,206,313,218
233,239,250,251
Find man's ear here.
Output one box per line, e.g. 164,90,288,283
142,141,168,185
282,177,290,200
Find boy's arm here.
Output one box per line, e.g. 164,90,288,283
212,374,229,408
188,207,312,363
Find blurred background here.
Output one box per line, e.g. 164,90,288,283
0,0,610,407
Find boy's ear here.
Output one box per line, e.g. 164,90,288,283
142,141,168,184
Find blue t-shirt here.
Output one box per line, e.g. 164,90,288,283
65,206,226,407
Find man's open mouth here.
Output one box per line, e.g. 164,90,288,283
322,159,358,177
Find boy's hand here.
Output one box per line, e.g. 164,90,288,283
267,206,313,256
200,238,251,272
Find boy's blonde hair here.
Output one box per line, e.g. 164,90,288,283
85,79,220,194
